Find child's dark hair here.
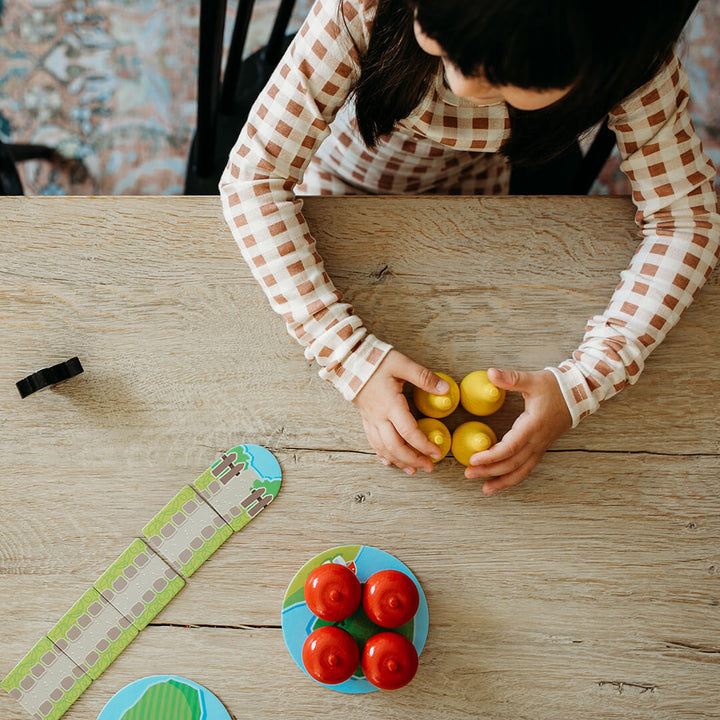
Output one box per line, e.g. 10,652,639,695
353,0,697,165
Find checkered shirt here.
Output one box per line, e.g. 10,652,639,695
219,0,719,423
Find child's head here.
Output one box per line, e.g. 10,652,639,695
411,0,581,102
354,0,697,163
412,20,572,112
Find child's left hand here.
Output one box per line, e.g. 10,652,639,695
465,368,572,494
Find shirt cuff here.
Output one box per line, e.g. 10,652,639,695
319,333,393,401
545,362,601,429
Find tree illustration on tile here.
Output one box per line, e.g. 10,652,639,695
119,677,202,720
141,485,232,578
47,587,138,681
193,444,282,532
1,636,91,720
93,538,185,632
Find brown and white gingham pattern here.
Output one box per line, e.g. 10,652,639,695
547,51,719,424
220,0,719,418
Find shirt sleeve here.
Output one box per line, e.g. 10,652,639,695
219,0,391,401
547,51,720,427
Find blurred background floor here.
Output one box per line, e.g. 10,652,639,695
0,0,717,196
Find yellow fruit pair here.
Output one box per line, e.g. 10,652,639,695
418,418,497,466
413,370,505,419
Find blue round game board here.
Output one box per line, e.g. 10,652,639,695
97,676,231,720
281,545,429,694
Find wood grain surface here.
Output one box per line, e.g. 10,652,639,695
0,196,718,720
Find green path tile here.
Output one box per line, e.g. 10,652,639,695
93,538,185,631
194,445,281,531
1,635,91,720
142,486,232,578
47,587,138,680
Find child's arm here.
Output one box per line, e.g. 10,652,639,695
552,51,719,424
467,51,719,492
219,0,442,471
220,0,381,400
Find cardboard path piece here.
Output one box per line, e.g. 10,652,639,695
2,445,282,720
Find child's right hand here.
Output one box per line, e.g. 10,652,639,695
352,350,449,475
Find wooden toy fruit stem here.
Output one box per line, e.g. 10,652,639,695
428,431,445,446
430,395,452,411
472,433,492,452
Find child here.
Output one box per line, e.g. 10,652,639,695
219,0,719,494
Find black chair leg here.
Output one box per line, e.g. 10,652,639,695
263,0,297,68
7,143,59,163
194,0,230,180
571,121,616,194
0,140,24,195
186,0,300,194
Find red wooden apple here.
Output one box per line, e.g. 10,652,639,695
361,631,418,690
302,626,360,685
362,569,419,628
304,563,362,621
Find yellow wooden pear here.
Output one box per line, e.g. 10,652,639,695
451,421,497,466
413,372,459,419
460,370,505,416
417,418,452,462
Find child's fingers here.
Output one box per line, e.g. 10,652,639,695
362,402,435,475
465,441,533,480
388,352,449,396
378,420,429,473
486,367,535,393
469,425,526,466
375,438,410,474
372,435,408,472
365,419,411,473
363,422,391,466
482,455,539,494
389,410,440,465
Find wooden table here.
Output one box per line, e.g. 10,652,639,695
1,196,718,720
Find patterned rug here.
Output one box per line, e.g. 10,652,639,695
0,0,717,195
